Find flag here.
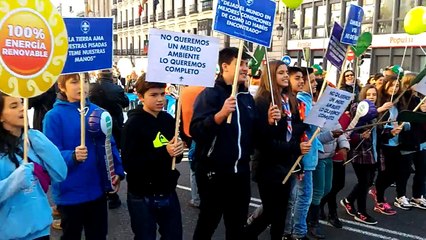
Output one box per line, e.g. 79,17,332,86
249,45,265,76
139,0,148,17
154,0,159,12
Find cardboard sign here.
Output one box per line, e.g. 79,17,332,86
341,4,364,45
412,75,426,96
213,0,276,47
325,22,348,70
62,18,113,74
305,86,353,129
146,28,219,87
0,0,68,98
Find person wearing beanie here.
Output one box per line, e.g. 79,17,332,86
89,69,129,209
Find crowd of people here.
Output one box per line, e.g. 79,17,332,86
0,46,425,240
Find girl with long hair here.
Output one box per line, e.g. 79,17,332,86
0,92,67,239
340,84,392,225
370,76,403,215
245,61,311,240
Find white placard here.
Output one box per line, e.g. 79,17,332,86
304,86,354,129
146,28,220,87
412,75,426,96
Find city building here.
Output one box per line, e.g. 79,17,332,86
111,0,426,78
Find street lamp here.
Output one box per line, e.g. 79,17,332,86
290,23,298,39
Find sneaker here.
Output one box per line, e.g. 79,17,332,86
394,196,413,210
354,212,378,225
283,234,292,240
340,198,357,217
410,196,426,210
328,213,343,228
374,202,397,215
188,200,200,209
368,188,377,203
51,219,62,230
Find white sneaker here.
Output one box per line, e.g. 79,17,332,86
410,196,426,210
394,196,412,210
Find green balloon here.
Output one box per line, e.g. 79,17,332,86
351,32,372,57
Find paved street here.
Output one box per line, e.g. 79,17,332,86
50,157,426,240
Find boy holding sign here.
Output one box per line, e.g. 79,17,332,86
43,73,125,240
121,75,185,240
190,47,255,239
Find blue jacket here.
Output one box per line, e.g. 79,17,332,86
0,130,67,240
297,91,324,171
43,98,124,205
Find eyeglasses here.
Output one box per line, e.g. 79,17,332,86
345,74,354,77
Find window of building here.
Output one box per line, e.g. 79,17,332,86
125,9,128,22
361,0,374,33
329,2,341,28
132,7,134,20
314,4,326,38
244,41,253,52
377,0,393,34
138,36,141,54
302,6,313,39
396,0,416,32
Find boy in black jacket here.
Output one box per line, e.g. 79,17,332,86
191,47,256,239
121,76,184,240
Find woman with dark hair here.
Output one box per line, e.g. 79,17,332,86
0,92,67,240
245,60,311,240
369,76,403,216
340,70,362,102
367,73,384,89
340,84,392,225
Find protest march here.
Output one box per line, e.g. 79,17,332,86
0,0,426,240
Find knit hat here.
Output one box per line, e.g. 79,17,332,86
312,64,323,76
98,69,113,80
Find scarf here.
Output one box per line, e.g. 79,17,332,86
282,95,292,142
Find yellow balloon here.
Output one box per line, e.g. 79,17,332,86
282,0,303,10
404,6,426,35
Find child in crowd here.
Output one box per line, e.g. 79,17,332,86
0,92,67,240
43,73,125,239
121,75,184,240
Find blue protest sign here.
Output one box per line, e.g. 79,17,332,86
281,55,291,65
326,22,348,70
62,18,113,74
213,0,276,47
341,4,364,45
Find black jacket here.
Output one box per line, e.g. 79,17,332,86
89,78,129,128
121,107,182,196
190,77,256,175
253,96,306,184
399,95,426,151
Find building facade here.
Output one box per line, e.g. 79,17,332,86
284,0,426,78
111,0,426,77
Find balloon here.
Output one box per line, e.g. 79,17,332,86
404,6,426,35
351,32,372,57
282,0,303,10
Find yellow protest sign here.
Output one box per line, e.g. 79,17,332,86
0,0,68,97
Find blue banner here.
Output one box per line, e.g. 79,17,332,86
62,18,113,74
341,4,364,45
213,0,276,47
326,22,348,70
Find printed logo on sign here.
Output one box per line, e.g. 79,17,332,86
81,20,90,34
245,0,254,6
